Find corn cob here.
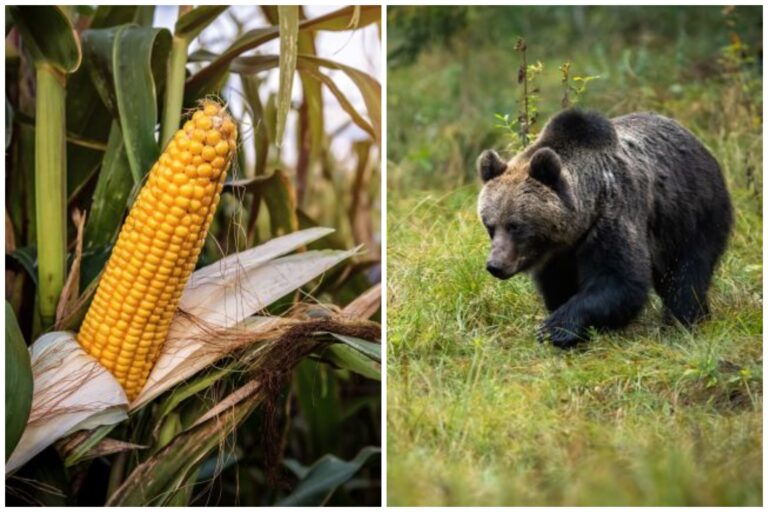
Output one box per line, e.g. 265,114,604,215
77,100,237,400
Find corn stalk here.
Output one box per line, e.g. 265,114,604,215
9,7,82,326
34,65,68,325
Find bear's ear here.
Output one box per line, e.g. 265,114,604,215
477,150,506,182
529,147,562,188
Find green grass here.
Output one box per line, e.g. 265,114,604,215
387,182,762,505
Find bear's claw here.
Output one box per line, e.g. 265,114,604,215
538,316,586,349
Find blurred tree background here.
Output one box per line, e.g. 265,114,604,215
387,6,762,506
388,5,762,190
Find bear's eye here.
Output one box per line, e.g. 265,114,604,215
484,223,495,239
506,222,521,234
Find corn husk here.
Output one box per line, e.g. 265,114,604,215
6,331,128,472
6,228,354,473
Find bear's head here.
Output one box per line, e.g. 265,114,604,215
477,147,576,279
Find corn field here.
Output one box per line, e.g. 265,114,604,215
5,5,381,506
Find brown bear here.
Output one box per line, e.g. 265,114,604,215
477,109,733,348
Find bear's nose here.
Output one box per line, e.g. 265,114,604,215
486,262,505,279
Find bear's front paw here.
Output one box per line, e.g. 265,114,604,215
537,315,587,349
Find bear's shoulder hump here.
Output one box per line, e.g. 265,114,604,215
539,108,618,152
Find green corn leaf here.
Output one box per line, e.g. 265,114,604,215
175,5,228,41
293,360,342,456
62,424,116,467
89,5,139,29
83,121,134,252
81,27,122,118
6,301,33,460
8,246,38,286
8,6,81,73
322,344,381,381
82,25,171,183
114,26,171,182
64,65,111,203
297,7,324,178
328,332,381,362
152,366,231,434
278,446,381,506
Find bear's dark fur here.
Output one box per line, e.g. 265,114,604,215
477,109,733,348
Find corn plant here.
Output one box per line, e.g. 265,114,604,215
5,5,381,506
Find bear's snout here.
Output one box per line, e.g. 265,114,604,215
486,261,510,279
486,234,521,279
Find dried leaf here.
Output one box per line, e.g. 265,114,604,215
275,5,298,146
58,436,145,463
190,379,261,428
349,140,374,247
55,209,85,327
342,283,380,320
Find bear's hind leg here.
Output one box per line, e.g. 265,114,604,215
654,254,715,327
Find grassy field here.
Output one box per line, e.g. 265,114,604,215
386,6,762,506
387,186,761,506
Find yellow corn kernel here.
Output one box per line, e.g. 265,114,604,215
189,140,203,155
215,140,230,156
197,163,213,178
201,146,217,162
77,100,237,400
205,130,221,146
211,156,226,169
